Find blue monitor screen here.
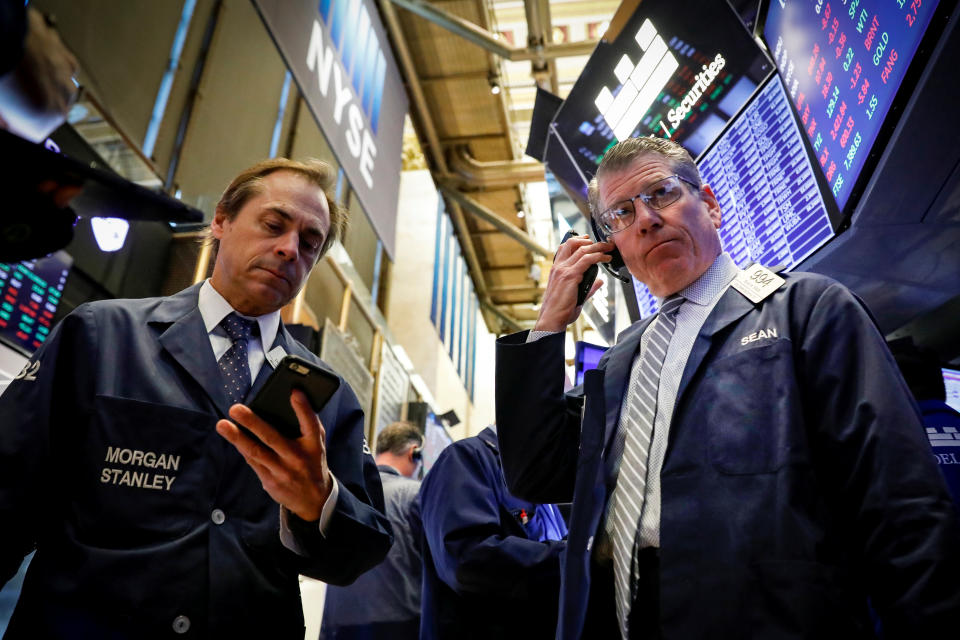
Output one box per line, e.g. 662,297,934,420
421,411,454,475
763,0,942,211
944,368,960,414
574,341,609,386
699,74,834,268
0,251,72,354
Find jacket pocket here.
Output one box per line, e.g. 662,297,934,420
68,394,214,548
695,340,804,475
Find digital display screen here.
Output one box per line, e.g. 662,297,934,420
574,341,608,386
763,0,941,211
632,278,660,319
699,74,834,268
944,368,960,414
545,0,772,201
421,411,453,475
0,251,72,354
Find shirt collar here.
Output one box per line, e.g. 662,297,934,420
657,252,739,307
198,279,281,349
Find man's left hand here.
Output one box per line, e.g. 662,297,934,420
216,389,332,522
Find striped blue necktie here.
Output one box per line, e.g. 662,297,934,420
218,313,257,405
609,295,684,639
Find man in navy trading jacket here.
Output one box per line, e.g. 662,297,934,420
495,136,960,639
0,158,393,637
419,426,567,640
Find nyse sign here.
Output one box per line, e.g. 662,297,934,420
254,0,407,259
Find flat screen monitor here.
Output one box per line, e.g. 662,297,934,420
944,368,960,414
545,0,772,202
421,411,454,475
0,251,72,355
699,73,836,268
762,0,944,213
574,341,609,386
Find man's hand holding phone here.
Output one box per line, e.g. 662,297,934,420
534,233,614,333
216,389,333,522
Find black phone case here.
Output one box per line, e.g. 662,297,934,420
559,230,599,306
247,355,341,438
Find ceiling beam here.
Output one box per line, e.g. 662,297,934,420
390,0,597,61
378,0,500,333
438,182,552,258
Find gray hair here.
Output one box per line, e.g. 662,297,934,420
587,136,701,215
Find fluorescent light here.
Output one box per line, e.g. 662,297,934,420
91,217,130,252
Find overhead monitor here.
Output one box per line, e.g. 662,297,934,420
421,411,454,475
0,251,72,355
944,368,960,414
574,341,609,386
762,0,944,213
699,73,836,268
544,0,772,203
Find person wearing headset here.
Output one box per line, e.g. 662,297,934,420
321,422,425,640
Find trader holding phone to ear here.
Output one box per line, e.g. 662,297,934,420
495,136,960,639
0,158,392,638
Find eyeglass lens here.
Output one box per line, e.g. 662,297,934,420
599,176,687,234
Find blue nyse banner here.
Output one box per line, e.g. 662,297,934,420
253,0,408,259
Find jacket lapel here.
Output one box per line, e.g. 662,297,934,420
674,288,755,408
151,284,233,417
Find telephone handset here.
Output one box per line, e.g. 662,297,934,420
558,225,630,307
588,216,629,283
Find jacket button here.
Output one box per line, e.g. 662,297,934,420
211,509,226,525
172,615,190,634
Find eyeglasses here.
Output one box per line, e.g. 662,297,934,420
594,174,700,236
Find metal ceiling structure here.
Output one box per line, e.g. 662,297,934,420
382,0,618,333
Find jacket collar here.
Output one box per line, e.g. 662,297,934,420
477,426,500,454
148,284,293,417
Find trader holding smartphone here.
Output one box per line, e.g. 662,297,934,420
0,158,392,638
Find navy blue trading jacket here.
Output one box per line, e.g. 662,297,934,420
496,271,960,639
0,283,392,638
419,427,567,640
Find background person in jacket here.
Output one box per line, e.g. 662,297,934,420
322,421,424,640
419,425,567,640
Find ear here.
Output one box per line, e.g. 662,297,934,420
700,184,722,229
211,206,230,240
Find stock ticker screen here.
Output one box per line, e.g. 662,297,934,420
0,251,72,354
699,75,834,268
945,368,960,414
763,0,941,211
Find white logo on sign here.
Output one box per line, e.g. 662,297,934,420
594,19,678,141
